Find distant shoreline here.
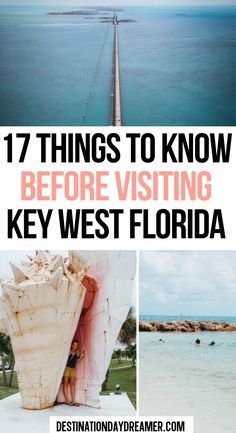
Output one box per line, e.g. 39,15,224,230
48,11,98,16
139,320,236,332
47,11,136,23
47,8,124,17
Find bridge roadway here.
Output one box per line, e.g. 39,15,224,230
110,14,121,126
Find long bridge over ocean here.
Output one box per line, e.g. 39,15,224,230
110,13,121,126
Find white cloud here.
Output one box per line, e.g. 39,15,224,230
140,251,236,316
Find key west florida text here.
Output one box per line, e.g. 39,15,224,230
3,130,232,241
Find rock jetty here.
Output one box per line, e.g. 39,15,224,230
139,320,236,332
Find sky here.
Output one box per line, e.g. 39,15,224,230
0,0,235,5
0,251,41,279
140,251,236,317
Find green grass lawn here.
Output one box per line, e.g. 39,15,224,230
110,359,132,368
0,371,19,400
0,361,136,408
101,360,136,408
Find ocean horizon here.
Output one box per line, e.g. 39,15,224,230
0,5,236,126
140,314,236,324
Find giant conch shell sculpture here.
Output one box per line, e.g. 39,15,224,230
0,250,135,410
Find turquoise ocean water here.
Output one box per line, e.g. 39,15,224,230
0,5,236,126
140,314,236,433
140,314,236,324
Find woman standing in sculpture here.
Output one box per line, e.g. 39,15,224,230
58,276,98,406
63,340,85,406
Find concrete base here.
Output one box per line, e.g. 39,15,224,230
0,393,135,433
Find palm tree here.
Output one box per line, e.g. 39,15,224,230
114,348,123,363
102,307,136,391
118,307,136,346
0,333,15,387
126,344,136,368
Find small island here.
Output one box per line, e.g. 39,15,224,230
139,320,236,332
48,11,98,16
48,8,124,16
118,19,137,23
47,11,137,24
99,19,137,23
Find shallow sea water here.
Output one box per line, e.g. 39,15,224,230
139,324,236,433
0,6,236,125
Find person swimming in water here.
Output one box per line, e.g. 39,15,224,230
195,339,216,346
62,340,85,406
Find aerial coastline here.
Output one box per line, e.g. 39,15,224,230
47,9,136,23
0,5,235,126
